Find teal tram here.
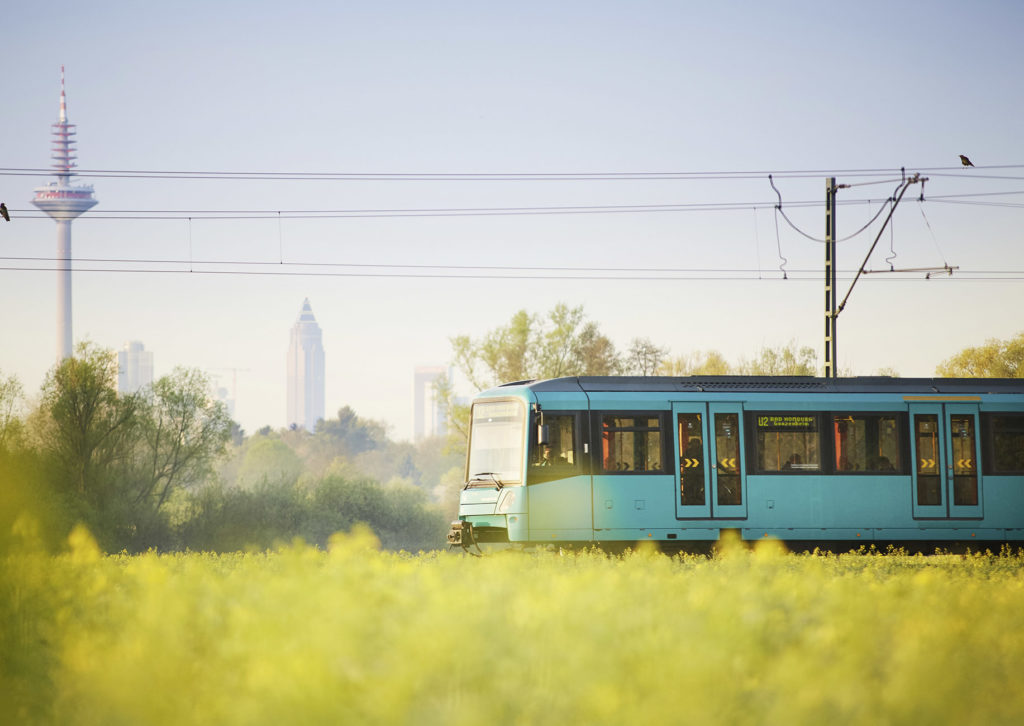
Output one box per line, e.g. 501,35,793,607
447,377,1024,550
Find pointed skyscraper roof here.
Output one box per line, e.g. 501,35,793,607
297,297,317,324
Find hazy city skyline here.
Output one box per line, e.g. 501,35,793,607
117,340,153,394
1,2,1022,441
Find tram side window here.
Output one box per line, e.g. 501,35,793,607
754,413,821,473
983,414,1024,474
531,415,578,469
601,414,665,473
832,414,903,473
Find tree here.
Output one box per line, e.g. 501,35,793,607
433,374,470,453
572,322,623,375
315,406,387,456
936,332,1024,378
625,337,669,376
37,342,141,505
450,303,624,390
737,342,818,376
441,303,625,450
235,438,303,489
537,304,586,379
451,309,536,390
33,344,234,550
133,367,232,509
658,350,731,376
0,371,23,452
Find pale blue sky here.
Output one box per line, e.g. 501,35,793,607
2,1,1022,440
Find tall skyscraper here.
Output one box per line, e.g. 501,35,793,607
117,341,154,393
286,298,325,431
31,67,98,363
413,365,450,441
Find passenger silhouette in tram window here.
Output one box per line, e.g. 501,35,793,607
782,453,802,471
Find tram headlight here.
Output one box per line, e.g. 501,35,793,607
497,489,517,513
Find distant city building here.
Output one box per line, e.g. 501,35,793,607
286,298,325,431
31,67,98,363
413,365,451,441
209,377,235,419
118,341,153,393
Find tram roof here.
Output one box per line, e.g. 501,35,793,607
499,376,1024,395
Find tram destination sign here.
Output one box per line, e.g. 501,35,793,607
756,414,818,432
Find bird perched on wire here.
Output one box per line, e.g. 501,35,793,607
960,155,974,167
0,203,9,222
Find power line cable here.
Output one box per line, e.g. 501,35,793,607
1,256,1020,281
4,164,1024,182
2,200,822,220
769,176,906,244
10,188,1020,221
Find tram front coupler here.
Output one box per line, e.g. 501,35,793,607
447,520,478,551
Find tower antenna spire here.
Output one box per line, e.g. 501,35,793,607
59,65,67,123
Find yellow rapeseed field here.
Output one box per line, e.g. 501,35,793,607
3,528,1024,725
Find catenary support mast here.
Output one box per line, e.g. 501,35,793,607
824,178,837,378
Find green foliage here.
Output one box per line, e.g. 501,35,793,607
136,367,232,507
737,340,818,375
660,342,817,377
179,476,446,553
5,344,233,552
4,347,451,556
451,303,622,391
314,405,387,457
0,448,69,555
625,337,668,375
937,331,1024,377
235,438,303,489
0,369,25,452
5,542,1024,725
443,303,623,449
37,342,142,509
432,374,470,456
658,349,732,375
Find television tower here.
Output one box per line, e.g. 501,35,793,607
32,66,98,362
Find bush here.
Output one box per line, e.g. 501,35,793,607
178,475,446,553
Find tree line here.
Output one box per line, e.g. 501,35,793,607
0,343,457,555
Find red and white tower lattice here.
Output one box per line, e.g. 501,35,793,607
32,66,98,362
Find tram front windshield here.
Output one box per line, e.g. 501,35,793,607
467,401,525,485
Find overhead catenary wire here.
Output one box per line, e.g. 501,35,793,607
6,188,1020,221
0,265,1019,281
6,164,1022,284
3,163,1024,181
0,255,1020,281
768,175,910,244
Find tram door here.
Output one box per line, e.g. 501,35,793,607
673,403,747,520
910,403,983,519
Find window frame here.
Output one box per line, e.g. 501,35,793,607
982,412,1024,476
748,411,825,475
527,410,585,485
594,411,669,475
829,412,909,475
748,410,910,476
465,398,528,486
